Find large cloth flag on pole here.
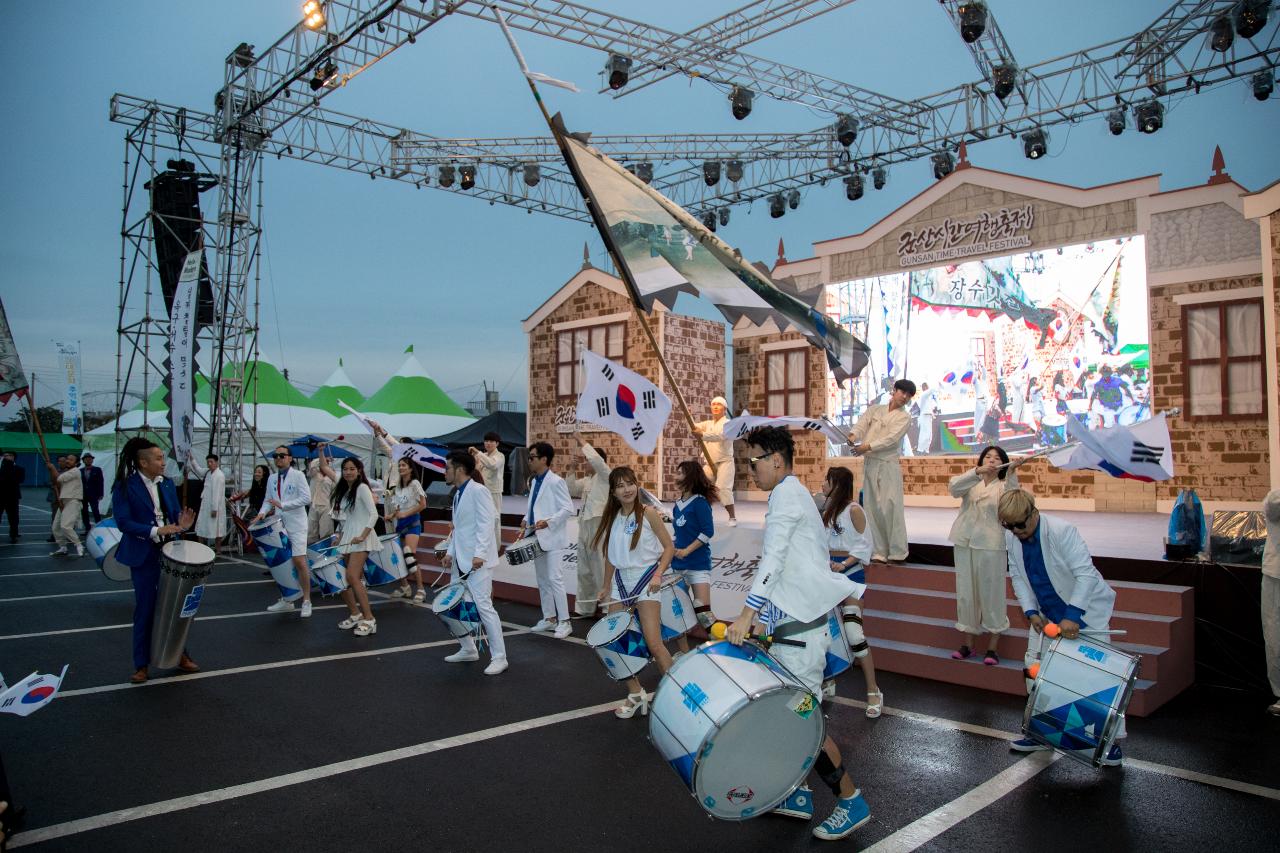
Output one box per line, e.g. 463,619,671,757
56,341,83,434
576,350,671,455
0,665,69,717
0,297,29,404
336,398,376,434
167,251,201,464
391,441,448,475
1048,413,1174,482
722,410,849,447
551,116,870,384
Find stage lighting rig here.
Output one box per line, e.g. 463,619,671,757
1253,70,1274,101
459,165,476,190
635,162,653,184
523,164,541,187
1022,128,1048,160
309,61,338,91
438,164,455,188
992,64,1017,101
730,86,754,120
1107,107,1126,135
302,1,325,30
1209,15,1234,52
1235,0,1269,39
769,194,785,218
932,151,955,180
787,189,800,210
957,2,987,43
701,211,717,232
703,161,721,186
605,54,632,90
718,207,730,227
844,174,864,201
1134,99,1164,134
835,114,858,147
726,160,745,183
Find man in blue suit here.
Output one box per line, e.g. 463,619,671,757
112,438,198,684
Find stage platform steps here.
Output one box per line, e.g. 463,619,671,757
862,562,1193,717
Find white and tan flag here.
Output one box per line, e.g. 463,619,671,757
575,350,671,455
722,410,848,446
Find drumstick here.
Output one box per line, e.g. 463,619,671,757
708,621,806,648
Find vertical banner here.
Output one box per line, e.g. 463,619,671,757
0,298,30,403
56,341,82,433
168,251,200,463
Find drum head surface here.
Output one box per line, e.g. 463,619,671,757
100,553,132,583
162,539,216,566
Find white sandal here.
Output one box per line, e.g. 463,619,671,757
338,614,361,630
866,690,884,718
614,691,652,719
413,589,427,603
354,618,377,637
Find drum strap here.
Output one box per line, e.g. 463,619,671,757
771,614,827,641
614,561,660,606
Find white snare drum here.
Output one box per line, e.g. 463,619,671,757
433,537,451,560
659,579,698,641
249,516,292,569
586,610,651,680
307,535,340,570
309,556,347,596
821,609,853,681
1023,635,1139,767
87,519,130,582
431,581,482,639
649,640,825,820
505,535,543,566
363,534,407,586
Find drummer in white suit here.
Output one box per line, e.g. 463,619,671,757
998,489,1124,765
187,451,227,553
254,445,313,618
725,427,871,841
692,395,737,526
441,451,508,675
518,441,574,638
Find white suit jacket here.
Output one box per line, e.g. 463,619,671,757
1262,489,1280,581
1005,514,1116,627
746,475,858,623
524,469,573,550
258,466,312,524
448,481,498,570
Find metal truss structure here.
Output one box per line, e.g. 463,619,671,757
111,0,1278,468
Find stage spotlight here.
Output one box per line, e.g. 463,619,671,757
605,54,632,90
769,194,785,218
302,1,325,30
1209,15,1234,52
1253,70,1274,101
835,114,858,147
523,163,541,187
309,60,338,91
701,211,717,233
703,161,722,187
844,174,864,201
1106,108,1126,135
730,85,754,120
871,165,887,190
726,160,745,182
459,164,476,190
1134,99,1164,134
787,189,800,210
1235,0,1269,39
957,2,987,43
438,164,455,188
718,207,730,227
635,162,653,184
992,64,1017,101
932,151,955,180
1021,128,1048,160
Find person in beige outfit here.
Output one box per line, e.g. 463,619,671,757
47,454,84,557
848,379,915,562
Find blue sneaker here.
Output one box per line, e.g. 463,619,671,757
813,790,871,840
1010,737,1050,753
773,785,814,820
1100,743,1124,766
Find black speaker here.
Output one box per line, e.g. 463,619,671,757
425,481,454,510
146,161,217,325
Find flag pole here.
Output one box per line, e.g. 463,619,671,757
25,373,52,467
491,6,716,471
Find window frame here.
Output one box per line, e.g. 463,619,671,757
1180,296,1265,422
555,321,627,400
764,346,810,417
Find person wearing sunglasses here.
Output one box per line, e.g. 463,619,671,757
724,427,872,841
847,378,916,563
998,489,1124,764
253,446,314,618
517,442,574,638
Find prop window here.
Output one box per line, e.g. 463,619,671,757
765,347,808,416
1181,298,1264,420
558,321,625,399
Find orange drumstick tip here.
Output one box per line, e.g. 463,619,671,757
1027,662,1041,680
709,622,727,640
1043,623,1061,639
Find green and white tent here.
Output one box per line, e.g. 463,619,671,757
345,346,474,438
310,358,364,416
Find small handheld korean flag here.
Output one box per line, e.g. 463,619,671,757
0,665,69,717
576,350,671,455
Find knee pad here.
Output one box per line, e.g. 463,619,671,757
693,601,715,629
814,751,846,796
404,553,418,570
841,605,869,659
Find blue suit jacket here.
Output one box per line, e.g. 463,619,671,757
112,473,181,568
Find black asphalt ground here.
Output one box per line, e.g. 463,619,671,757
2,503,1278,852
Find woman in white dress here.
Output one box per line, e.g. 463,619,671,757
332,457,382,637
188,452,227,553
948,445,1025,665
592,466,675,719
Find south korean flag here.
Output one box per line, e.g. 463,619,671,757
576,349,671,455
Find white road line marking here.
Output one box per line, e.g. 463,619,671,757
0,579,271,603
7,699,617,849
859,752,1058,853
0,566,99,573
830,696,1017,742
18,504,53,514
55,628,532,698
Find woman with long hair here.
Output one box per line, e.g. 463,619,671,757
671,460,717,655
384,456,428,601
591,466,675,719
231,464,270,520
331,457,381,637
948,444,1024,665
821,466,883,717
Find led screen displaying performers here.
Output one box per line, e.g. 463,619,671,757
827,236,1149,455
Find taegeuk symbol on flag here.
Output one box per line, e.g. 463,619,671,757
575,350,671,455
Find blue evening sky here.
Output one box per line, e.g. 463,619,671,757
1,1,1276,420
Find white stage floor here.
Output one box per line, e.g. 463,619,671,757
499,496,1169,563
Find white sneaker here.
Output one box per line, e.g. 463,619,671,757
300,601,313,618
727,518,737,527
553,621,573,639
484,657,509,676
49,547,68,557
267,598,296,613
531,618,555,633
74,544,86,558
445,648,480,663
